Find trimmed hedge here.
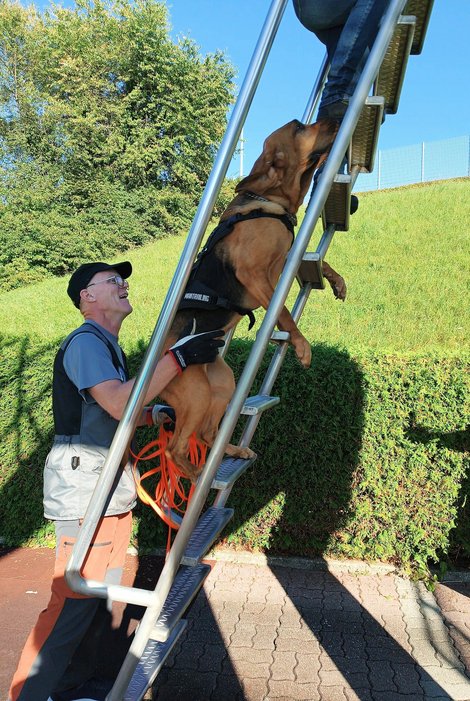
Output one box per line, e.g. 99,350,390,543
0,333,468,574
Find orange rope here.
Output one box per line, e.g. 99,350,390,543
131,426,207,550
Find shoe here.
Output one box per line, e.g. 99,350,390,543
317,99,349,122
350,194,359,215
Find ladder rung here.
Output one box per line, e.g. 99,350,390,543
349,96,384,173
123,619,187,701
322,174,352,232
181,506,233,566
375,16,415,114
240,394,280,415
150,564,210,642
212,454,257,490
296,252,324,288
271,330,290,343
404,0,434,54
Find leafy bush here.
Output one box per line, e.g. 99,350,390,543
0,0,235,291
1,331,467,575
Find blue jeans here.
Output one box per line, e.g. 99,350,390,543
292,0,390,115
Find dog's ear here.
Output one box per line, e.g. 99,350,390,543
236,139,287,195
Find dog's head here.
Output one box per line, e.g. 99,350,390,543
235,118,337,213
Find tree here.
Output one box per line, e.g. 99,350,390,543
0,0,235,290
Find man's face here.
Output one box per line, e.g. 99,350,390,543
84,269,133,316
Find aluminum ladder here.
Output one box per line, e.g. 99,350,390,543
62,0,433,698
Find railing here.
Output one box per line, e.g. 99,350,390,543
356,134,470,191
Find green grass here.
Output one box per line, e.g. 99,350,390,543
0,178,468,354
0,178,468,566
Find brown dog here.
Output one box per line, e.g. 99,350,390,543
159,118,346,481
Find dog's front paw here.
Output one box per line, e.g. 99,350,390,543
225,444,257,460
292,336,312,368
329,275,347,301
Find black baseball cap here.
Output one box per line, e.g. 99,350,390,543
67,261,132,308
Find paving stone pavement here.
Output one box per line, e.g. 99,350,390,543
154,559,470,701
1,548,470,701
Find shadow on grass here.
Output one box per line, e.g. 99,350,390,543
405,412,470,570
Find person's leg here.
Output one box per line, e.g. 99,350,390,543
318,0,391,116
8,520,100,701
54,512,132,695
8,514,130,701
293,0,390,118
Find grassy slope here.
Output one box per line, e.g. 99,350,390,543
0,178,468,355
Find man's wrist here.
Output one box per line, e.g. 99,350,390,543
166,350,184,375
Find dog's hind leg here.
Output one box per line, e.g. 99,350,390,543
201,357,257,461
159,366,212,483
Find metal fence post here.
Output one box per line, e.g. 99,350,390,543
467,135,470,176
421,141,425,182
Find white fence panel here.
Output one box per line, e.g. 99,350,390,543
356,135,469,191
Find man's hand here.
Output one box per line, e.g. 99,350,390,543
167,329,225,373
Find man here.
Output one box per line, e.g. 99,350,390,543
9,260,224,701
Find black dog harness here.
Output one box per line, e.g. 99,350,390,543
179,204,296,329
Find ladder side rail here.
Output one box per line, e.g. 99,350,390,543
347,164,362,195
210,58,332,506
315,222,338,260
315,0,408,211
215,223,336,507
272,0,408,305
64,0,290,601
213,0,408,503
100,1,296,697
220,327,236,360
302,53,329,124
232,224,336,448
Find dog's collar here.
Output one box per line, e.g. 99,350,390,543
243,191,297,229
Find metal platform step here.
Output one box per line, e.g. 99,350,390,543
212,454,257,490
181,506,234,566
123,619,187,701
150,563,210,642
240,394,280,415
349,96,384,173
405,0,434,54
375,15,415,114
296,251,324,288
271,330,290,343
322,173,352,232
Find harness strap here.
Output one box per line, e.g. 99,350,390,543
196,207,295,266
181,207,296,330
62,325,128,379
180,281,256,329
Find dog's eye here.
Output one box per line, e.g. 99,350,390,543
294,121,305,133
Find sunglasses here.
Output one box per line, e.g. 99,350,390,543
86,275,129,289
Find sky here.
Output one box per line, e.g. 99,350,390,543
27,0,470,179
163,0,469,177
